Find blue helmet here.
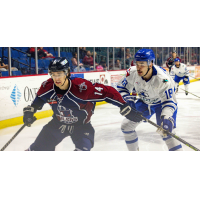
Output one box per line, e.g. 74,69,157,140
174,58,180,62
134,49,155,65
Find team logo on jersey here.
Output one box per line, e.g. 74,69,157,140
42,80,48,87
122,78,128,87
163,79,168,83
47,99,58,104
56,105,78,124
79,82,87,92
139,90,149,97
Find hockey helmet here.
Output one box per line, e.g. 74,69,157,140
174,58,180,62
134,49,155,65
48,57,69,73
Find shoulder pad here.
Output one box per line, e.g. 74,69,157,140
126,66,136,77
37,78,54,96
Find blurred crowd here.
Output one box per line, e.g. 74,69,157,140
0,47,200,77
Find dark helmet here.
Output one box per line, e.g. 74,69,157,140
172,50,177,54
48,57,69,73
134,49,155,65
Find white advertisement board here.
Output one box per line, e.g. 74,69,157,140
0,67,198,122
0,75,51,121
83,71,111,86
108,70,126,88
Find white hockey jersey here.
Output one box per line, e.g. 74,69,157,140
117,65,177,117
170,63,189,79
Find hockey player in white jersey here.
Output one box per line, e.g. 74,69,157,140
170,58,190,95
117,49,183,151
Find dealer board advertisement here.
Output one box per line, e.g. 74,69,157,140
0,67,199,123
0,75,52,121
83,71,111,86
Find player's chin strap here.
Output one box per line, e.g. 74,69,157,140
61,70,69,87
142,61,151,78
61,76,67,87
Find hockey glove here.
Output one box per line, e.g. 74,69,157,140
123,95,136,109
184,76,189,81
23,105,36,127
120,103,143,122
157,116,174,137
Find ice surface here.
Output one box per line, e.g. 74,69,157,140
0,81,200,151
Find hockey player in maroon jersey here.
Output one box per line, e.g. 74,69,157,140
166,50,181,73
23,57,143,151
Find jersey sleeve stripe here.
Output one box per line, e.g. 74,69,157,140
38,89,54,97
117,86,129,92
162,105,176,111
118,90,130,94
68,91,124,106
122,94,130,98
162,101,177,106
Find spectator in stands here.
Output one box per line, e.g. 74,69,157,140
126,48,131,58
28,47,55,59
95,65,104,71
115,59,121,69
109,59,121,70
166,50,181,72
38,47,54,58
116,47,124,58
71,52,83,68
82,51,94,67
99,56,107,70
156,54,162,67
125,55,131,68
79,47,87,59
0,58,18,71
73,66,86,72
91,52,97,61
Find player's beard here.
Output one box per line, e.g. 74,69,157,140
137,70,143,76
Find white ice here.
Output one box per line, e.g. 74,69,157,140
0,81,200,151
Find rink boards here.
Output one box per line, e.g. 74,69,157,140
0,66,200,129
0,70,127,129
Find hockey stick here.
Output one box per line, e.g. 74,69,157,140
140,115,200,151
0,117,37,151
179,88,200,99
189,75,200,81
